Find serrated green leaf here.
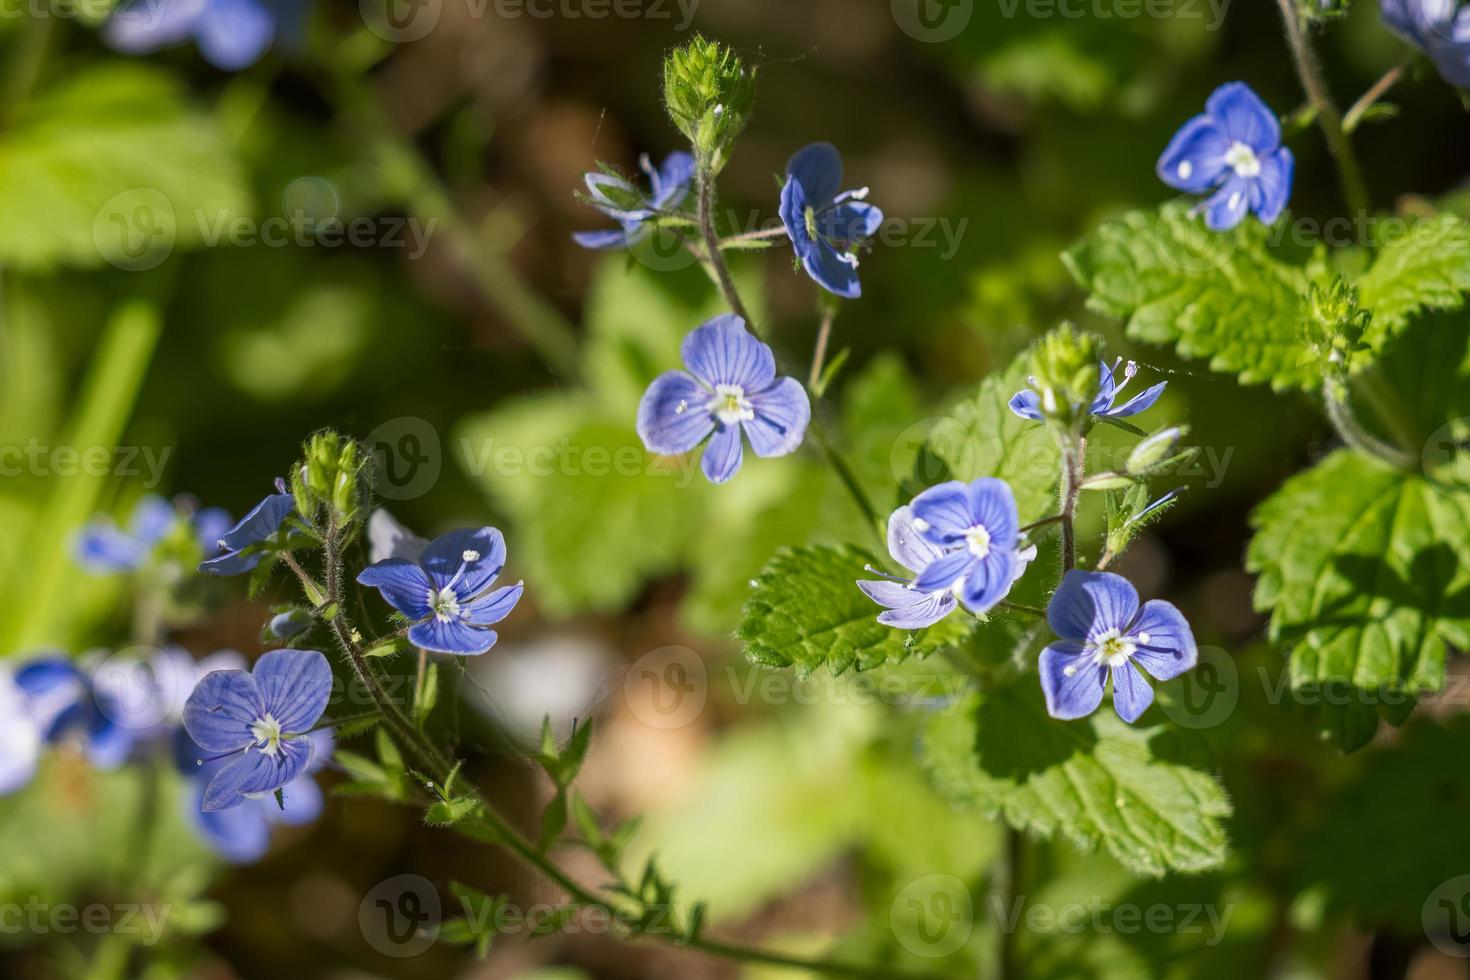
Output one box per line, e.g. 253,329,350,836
923,355,1061,522
1357,214,1470,346
1246,449,1470,748
425,797,479,826
738,543,974,677
923,686,1231,877
1063,203,1327,390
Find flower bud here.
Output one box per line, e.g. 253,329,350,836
1028,324,1102,428
296,430,373,528
662,36,756,171
1127,426,1187,474
268,608,313,640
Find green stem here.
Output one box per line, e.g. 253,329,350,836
1343,60,1410,134
694,156,754,328
305,535,954,980
997,827,1024,980
720,225,788,247
1354,364,1421,453
1324,383,1414,470
319,56,582,379
808,305,836,391
1275,0,1370,216
1057,435,1084,573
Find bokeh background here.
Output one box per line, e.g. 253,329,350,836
1,0,1467,977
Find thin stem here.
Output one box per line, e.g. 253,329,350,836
308,534,955,980
1275,0,1370,215
812,421,882,537
997,827,1024,980
1324,384,1415,469
808,306,836,390
695,158,754,327
998,600,1045,617
720,225,788,246
1018,514,1064,534
1058,435,1085,573
1343,60,1409,134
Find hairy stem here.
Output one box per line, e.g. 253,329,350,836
695,158,754,328
1343,60,1409,133
1324,384,1415,469
809,305,836,391
1058,435,1085,573
1275,0,1370,215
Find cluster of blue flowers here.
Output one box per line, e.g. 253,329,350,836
575,142,883,299
0,644,332,864
75,495,232,574
104,0,292,71
860,364,1198,723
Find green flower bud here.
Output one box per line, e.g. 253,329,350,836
296,430,373,529
662,35,756,171
1302,277,1370,371
1127,426,1188,475
1029,324,1102,429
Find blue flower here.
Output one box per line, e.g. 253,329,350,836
859,504,1036,628
75,496,232,574
637,314,811,484
178,728,332,863
779,142,883,299
905,478,1032,615
357,528,523,655
13,656,141,769
103,0,287,72
1039,570,1197,724
182,649,332,811
199,490,296,576
1382,0,1470,88
1009,358,1167,423
0,671,41,797
572,152,696,250
1156,82,1294,231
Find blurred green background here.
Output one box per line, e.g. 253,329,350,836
0,0,1467,977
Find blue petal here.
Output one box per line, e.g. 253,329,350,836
681,315,776,390
1039,643,1106,720
421,527,506,598
184,668,263,752
965,478,1019,549
1110,662,1154,723
192,507,234,550
86,711,135,770
784,142,843,209
104,0,205,53
1128,600,1198,681
700,423,744,484
821,201,883,244
885,505,945,575
202,736,313,811
1047,570,1140,643
584,170,639,209
877,590,957,629
1381,0,1427,41
75,522,148,572
0,676,40,796
466,581,523,626
572,228,634,250
408,618,497,656
194,0,275,70
1249,147,1293,224
1102,381,1167,418
912,548,974,594
957,548,1016,614
201,492,294,574
1007,389,1043,421
357,558,433,620
188,780,272,863
270,774,325,826
637,371,714,455
253,649,331,734
857,578,918,609
199,548,267,576
1155,114,1230,193
129,495,177,543
779,167,816,257
744,377,811,458
910,481,976,543
1201,175,1251,232
799,237,863,299
1205,81,1281,153
13,658,87,739
650,151,696,209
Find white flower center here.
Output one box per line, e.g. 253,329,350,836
251,715,284,757
1224,141,1261,179
965,524,992,558
713,384,755,425
1176,160,1193,181
428,586,462,622
1092,628,1137,668
462,549,480,562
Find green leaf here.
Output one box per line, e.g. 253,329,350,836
0,63,250,269
923,355,1061,522
425,797,479,826
1246,448,1470,748
923,686,1232,877
1063,203,1328,391
1356,214,1470,346
738,543,974,677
